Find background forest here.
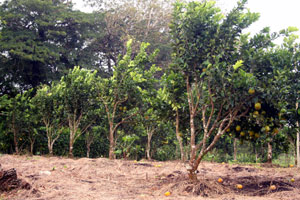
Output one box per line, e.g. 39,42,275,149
0,0,299,171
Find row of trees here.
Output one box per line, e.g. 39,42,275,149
0,0,299,180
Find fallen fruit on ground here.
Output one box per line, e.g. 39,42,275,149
291,178,295,182
164,191,171,196
289,164,294,168
236,184,243,189
218,178,223,183
270,185,276,190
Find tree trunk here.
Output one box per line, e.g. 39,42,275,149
267,142,272,164
146,128,154,160
87,144,90,158
296,120,300,168
48,139,53,156
69,129,74,158
12,115,19,155
30,140,34,155
175,110,185,161
13,130,19,155
233,138,237,161
109,123,115,159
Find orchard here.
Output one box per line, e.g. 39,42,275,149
0,0,299,199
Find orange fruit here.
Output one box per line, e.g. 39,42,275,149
164,191,171,196
273,128,279,134
236,184,243,189
255,102,261,110
255,133,260,138
270,185,276,190
265,126,271,133
291,178,295,182
218,178,223,183
253,111,259,116
248,88,255,95
240,131,245,137
289,164,294,168
236,125,241,132
249,131,254,136
226,128,230,132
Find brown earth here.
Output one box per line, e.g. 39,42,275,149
0,154,300,200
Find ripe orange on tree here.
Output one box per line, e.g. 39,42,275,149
273,128,279,134
236,125,241,132
249,131,254,137
255,102,261,110
264,126,271,133
248,88,255,95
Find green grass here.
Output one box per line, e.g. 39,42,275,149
272,153,295,167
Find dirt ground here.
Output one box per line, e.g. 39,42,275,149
1,154,300,200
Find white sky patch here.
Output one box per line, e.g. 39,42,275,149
73,0,300,37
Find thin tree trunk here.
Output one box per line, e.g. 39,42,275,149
175,110,185,161
296,117,300,168
69,128,75,158
233,138,237,161
146,128,154,160
13,130,19,155
30,140,34,155
12,114,19,155
109,122,115,159
255,146,258,163
267,142,272,164
48,141,53,156
87,145,91,158
86,132,94,158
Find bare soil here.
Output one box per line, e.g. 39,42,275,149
1,154,300,200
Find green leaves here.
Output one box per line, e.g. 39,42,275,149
233,60,244,70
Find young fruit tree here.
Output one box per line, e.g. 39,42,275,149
97,40,160,159
32,84,65,156
58,67,99,157
170,0,259,180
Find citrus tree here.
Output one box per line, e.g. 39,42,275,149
97,40,160,159
32,84,65,155
58,66,99,157
0,90,35,154
170,0,259,180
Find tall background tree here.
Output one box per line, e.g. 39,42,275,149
0,0,105,95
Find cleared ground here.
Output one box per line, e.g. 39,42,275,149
1,154,300,200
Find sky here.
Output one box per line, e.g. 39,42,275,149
73,0,300,38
